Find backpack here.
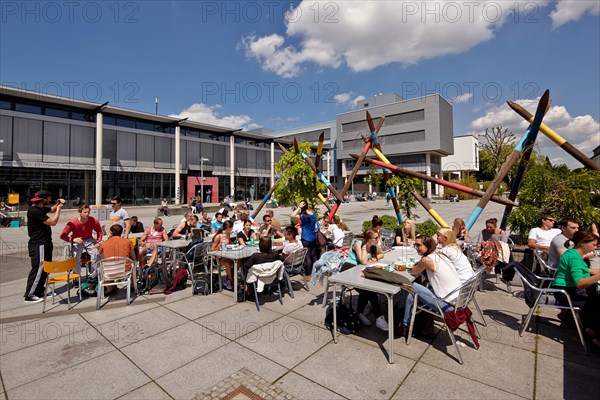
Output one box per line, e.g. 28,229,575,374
158,265,172,288
78,276,98,297
193,273,221,295
138,264,160,292
164,268,189,295
324,290,361,335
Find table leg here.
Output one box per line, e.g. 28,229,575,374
332,282,338,344
387,293,395,364
233,260,238,304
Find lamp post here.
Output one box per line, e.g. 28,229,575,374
200,157,209,203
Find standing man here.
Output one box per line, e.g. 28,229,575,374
109,196,131,237
548,218,580,269
205,188,212,204
24,190,65,303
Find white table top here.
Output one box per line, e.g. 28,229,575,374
158,239,191,249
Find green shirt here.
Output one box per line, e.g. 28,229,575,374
553,248,589,287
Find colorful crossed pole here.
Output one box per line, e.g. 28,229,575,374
464,90,550,231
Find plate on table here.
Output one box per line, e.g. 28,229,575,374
368,263,388,270
392,246,411,250
226,244,242,250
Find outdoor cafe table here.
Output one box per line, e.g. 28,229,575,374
157,239,191,267
209,246,259,303
328,246,418,364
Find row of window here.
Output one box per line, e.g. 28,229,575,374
340,109,425,134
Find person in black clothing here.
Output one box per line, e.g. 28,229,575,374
24,190,65,303
129,216,145,234
242,237,280,276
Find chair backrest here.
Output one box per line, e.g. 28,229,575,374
286,247,308,267
97,256,131,281
248,260,285,284
342,231,354,247
534,250,557,277
43,257,77,274
381,229,394,250
453,266,486,309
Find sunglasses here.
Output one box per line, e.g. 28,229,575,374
266,219,272,222
544,218,555,222
111,202,118,205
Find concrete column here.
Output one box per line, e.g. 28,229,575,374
230,135,235,196
95,112,103,206
270,142,275,187
326,151,331,182
175,125,181,205
425,153,432,199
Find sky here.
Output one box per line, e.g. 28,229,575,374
1,0,599,168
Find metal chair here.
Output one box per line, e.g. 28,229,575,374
513,266,588,353
341,232,354,247
534,250,557,279
283,247,309,296
381,229,395,251
245,260,285,311
407,266,487,364
174,242,211,294
95,256,135,310
42,257,81,313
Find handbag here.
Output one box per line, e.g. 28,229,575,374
316,230,328,247
362,266,412,286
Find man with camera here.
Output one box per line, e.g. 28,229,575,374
24,190,65,303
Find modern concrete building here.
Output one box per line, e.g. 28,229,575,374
0,85,282,207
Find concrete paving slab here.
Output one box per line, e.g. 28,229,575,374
535,319,600,369
118,382,173,400
286,303,331,330
259,287,315,315
162,292,235,320
0,278,27,298
1,313,90,355
394,362,526,399
155,341,287,399
236,315,332,369
0,375,6,400
350,324,433,361
95,306,188,348
196,302,283,341
293,334,415,399
274,371,345,400
121,321,228,379
6,351,150,399
80,301,161,326
1,328,115,390
535,353,600,400
419,331,535,399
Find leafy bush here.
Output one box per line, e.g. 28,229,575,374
444,175,479,200
482,181,509,196
415,219,439,236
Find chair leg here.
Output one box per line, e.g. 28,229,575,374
96,283,102,310
78,277,82,301
284,272,295,299
126,277,131,305
322,274,330,308
445,324,464,364
301,271,309,291
406,295,419,346
472,297,487,327
253,283,260,311
571,309,589,354
520,299,540,337
42,280,49,313
67,281,71,309
277,281,283,305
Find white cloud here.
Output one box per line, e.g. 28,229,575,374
241,1,550,77
170,103,259,130
333,92,366,108
468,98,600,168
452,93,474,103
550,0,600,28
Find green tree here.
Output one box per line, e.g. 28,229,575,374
273,142,326,211
478,126,516,181
386,175,421,219
364,165,383,189
507,159,600,240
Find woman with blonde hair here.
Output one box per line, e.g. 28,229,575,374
395,219,416,246
436,227,475,284
452,218,469,242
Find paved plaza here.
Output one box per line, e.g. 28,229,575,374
0,199,598,399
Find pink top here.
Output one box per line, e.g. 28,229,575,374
60,217,103,243
145,227,165,245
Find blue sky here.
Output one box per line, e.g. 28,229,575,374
1,1,599,167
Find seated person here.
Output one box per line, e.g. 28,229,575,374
395,219,416,246
0,201,12,227
552,230,600,351
548,217,580,269
60,204,102,274
258,214,283,239
98,224,136,295
243,236,281,276
138,218,168,267
211,221,235,290
237,220,256,246
173,215,198,239
326,219,345,248
129,216,145,234
281,226,303,263
265,210,282,232
527,214,560,251
476,218,509,243
452,218,469,243
211,212,224,234
435,228,475,284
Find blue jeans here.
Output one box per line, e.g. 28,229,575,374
401,283,453,326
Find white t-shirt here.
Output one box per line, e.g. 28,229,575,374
439,246,475,284
328,223,345,247
528,228,561,247
426,253,462,302
109,208,129,228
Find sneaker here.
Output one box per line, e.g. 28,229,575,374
223,279,233,291
24,295,43,303
376,316,389,331
357,313,371,326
